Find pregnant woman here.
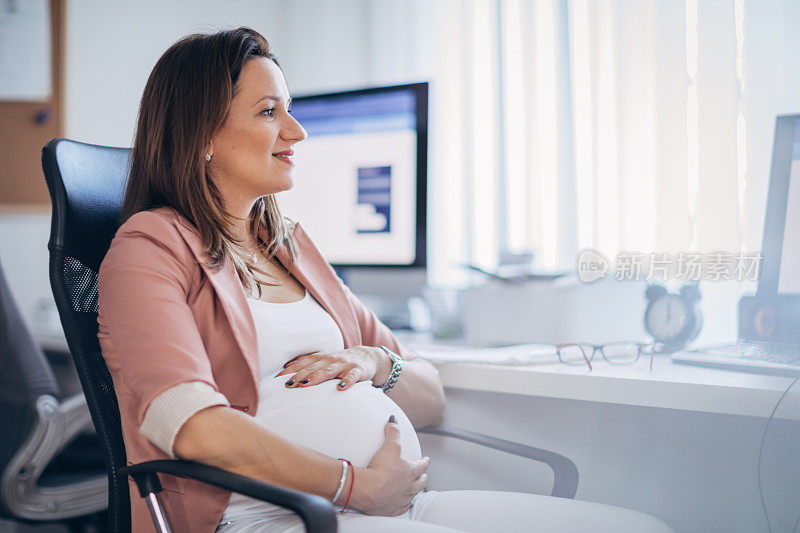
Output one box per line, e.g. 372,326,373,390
97,27,673,533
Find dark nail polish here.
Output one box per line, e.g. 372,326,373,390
338,381,346,388
285,379,294,386
300,379,310,384
389,415,396,424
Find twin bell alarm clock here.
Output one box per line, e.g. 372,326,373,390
644,283,702,353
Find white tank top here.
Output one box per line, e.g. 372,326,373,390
223,290,421,520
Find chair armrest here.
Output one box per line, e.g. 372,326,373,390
417,425,579,499
121,460,337,533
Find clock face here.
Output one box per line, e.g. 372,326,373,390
646,294,689,342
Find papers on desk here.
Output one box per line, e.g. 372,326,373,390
412,343,558,366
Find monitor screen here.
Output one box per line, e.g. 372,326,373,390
277,83,428,267
778,119,800,293
759,114,800,295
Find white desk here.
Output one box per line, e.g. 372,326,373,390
432,355,797,419
398,331,797,417
398,334,800,533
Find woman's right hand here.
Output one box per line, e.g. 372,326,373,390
350,417,430,516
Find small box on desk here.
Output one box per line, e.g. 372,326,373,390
461,276,648,347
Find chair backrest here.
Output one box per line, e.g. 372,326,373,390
0,259,59,406
42,137,131,532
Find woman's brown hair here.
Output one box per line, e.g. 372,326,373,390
121,27,297,295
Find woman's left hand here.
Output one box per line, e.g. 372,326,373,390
275,346,391,390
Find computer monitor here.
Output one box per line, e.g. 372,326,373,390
277,82,428,268
758,114,800,296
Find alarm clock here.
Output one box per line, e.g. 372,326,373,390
644,283,703,353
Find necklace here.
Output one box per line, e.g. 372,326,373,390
235,241,259,264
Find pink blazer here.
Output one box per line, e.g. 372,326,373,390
97,207,414,532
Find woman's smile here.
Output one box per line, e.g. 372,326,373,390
273,149,295,166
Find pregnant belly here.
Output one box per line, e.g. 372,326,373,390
254,376,422,468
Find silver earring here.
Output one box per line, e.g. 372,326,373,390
205,154,211,161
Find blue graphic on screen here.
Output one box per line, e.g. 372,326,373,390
357,166,392,234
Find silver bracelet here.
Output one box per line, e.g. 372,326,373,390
332,459,348,504
378,345,403,394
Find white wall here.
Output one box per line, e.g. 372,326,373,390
64,0,287,147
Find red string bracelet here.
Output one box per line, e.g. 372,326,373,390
340,460,354,513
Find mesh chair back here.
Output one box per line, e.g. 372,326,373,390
42,138,131,532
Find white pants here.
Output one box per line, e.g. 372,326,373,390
217,490,674,533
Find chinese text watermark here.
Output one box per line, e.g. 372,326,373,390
576,249,761,283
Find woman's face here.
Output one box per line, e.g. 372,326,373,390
208,57,306,205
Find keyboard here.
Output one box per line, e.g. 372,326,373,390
671,341,800,376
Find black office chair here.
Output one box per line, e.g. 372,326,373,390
41,137,579,533
0,258,107,531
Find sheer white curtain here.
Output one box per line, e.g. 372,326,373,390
507,0,743,267
278,0,800,287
